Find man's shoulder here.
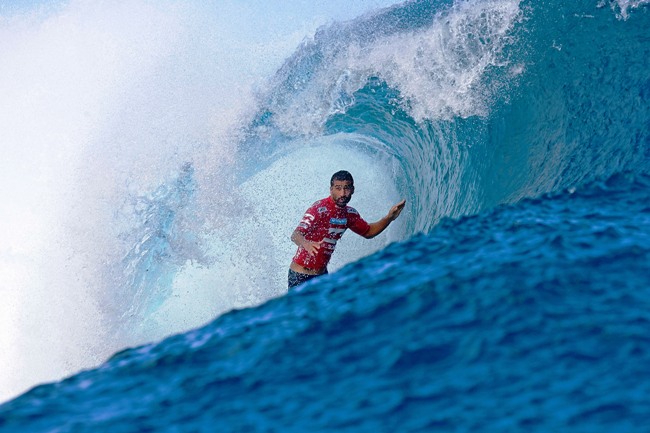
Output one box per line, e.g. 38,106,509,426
345,205,361,216
307,198,332,215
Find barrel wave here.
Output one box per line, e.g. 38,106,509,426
0,0,649,431
246,0,649,231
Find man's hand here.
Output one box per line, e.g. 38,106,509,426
363,199,406,239
387,199,406,221
292,230,323,256
303,240,323,257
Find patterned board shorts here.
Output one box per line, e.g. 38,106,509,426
288,268,327,289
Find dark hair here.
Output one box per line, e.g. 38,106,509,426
330,170,354,186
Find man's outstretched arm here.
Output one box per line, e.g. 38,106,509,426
363,199,406,239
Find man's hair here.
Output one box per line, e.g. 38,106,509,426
330,170,354,186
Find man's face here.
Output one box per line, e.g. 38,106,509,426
330,180,354,208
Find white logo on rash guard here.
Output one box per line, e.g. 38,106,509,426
328,227,346,236
300,213,315,228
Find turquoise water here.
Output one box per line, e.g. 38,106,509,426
1,0,649,431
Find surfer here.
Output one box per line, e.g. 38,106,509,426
288,170,406,289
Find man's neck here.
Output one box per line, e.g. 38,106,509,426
328,196,346,209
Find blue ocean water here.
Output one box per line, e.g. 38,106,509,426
1,0,650,431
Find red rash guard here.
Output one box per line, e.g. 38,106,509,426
292,196,371,272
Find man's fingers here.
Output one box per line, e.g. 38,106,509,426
308,241,322,256
388,199,406,220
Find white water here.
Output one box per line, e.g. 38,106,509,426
0,0,403,404
268,0,523,137
144,137,406,339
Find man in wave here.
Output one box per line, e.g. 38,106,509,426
289,170,406,289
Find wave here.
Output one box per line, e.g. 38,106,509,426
0,0,648,406
245,0,650,233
